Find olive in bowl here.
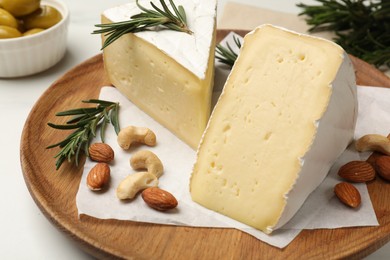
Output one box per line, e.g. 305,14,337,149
0,25,22,38
0,8,19,28
0,0,41,17
0,0,63,39
23,5,62,30
0,0,69,78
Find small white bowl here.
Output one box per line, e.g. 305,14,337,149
0,0,70,78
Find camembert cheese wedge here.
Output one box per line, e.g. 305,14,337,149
190,25,358,234
101,0,217,149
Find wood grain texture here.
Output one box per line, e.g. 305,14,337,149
21,29,390,259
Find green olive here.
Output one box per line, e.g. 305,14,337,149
23,27,43,36
23,5,61,30
0,25,22,38
1,0,40,17
0,8,18,28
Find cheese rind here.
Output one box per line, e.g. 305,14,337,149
190,25,357,233
102,0,216,149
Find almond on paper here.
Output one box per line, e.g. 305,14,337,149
338,161,375,183
89,143,114,163
141,187,178,211
87,163,111,191
334,182,361,208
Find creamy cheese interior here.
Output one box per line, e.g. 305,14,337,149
190,25,357,233
102,0,217,149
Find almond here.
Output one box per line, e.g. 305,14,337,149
334,182,361,208
337,160,375,182
375,156,390,181
87,163,111,191
89,143,114,163
141,187,178,211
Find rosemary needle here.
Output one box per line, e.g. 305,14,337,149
297,0,390,68
47,99,120,170
215,35,242,68
93,0,192,49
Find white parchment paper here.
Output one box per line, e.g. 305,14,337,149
75,85,390,248
76,33,390,248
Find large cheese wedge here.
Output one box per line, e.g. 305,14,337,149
190,25,358,234
101,0,217,149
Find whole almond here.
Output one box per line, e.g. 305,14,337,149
375,156,390,181
338,161,375,182
89,143,114,163
334,182,361,208
141,187,178,211
87,163,111,191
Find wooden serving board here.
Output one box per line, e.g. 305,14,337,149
21,30,390,259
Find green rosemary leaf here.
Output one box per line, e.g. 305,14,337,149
165,23,185,32
75,140,84,166
66,114,88,124
177,5,187,24
49,134,76,150
215,35,242,67
47,99,120,170
234,35,242,48
93,0,192,49
56,107,101,116
83,138,90,157
297,0,390,68
83,99,116,106
102,108,110,121
47,122,82,130
100,117,108,143
47,130,83,149
55,156,66,170
46,141,64,149
169,0,182,20
95,113,107,137
74,115,103,127
111,104,120,135
157,0,176,20
90,115,101,137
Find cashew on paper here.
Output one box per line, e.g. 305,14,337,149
117,126,156,149
130,150,164,178
355,134,390,156
116,171,159,200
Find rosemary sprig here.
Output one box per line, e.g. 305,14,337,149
297,0,390,68
215,35,242,67
93,0,192,49
47,99,120,170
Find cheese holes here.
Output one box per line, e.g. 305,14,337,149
222,124,231,133
211,161,215,168
244,112,252,124
298,53,306,61
263,131,273,141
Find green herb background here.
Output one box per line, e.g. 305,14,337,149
298,0,390,68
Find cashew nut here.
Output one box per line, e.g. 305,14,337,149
117,126,156,149
355,134,390,155
130,150,164,178
116,172,158,200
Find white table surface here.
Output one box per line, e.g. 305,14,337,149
1,0,388,259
